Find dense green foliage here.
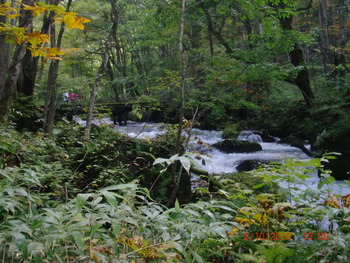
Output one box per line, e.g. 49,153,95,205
1,124,350,262
1,0,350,262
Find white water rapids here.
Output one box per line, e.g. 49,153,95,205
75,117,350,196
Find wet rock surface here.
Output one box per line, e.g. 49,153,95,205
212,139,262,153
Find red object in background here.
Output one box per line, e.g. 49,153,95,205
70,93,76,101
303,232,329,240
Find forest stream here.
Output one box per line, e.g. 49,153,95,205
75,117,350,198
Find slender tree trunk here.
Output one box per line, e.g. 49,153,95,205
318,0,331,74
0,0,8,96
106,61,121,102
167,0,190,207
330,5,347,78
43,0,72,133
84,31,114,139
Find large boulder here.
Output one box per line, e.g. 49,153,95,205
236,160,263,172
237,130,263,143
212,139,262,153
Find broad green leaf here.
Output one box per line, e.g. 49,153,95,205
15,239,29,259
112,220,120,237
190,249,204,263
90,222,103,237
71,231,84,250
91,196,103,206
178,156,191,174
153,158,169,166
75,193,91,212
101,183,138,192
252,182,266,189
101,190,119,208
175,199,180,212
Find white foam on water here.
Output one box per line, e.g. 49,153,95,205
74,118,350,197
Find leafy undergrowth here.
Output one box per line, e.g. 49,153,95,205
1,124,350,262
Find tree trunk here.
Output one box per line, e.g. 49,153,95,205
330,4,347,79
167,0,191,207
84,31,114,139
17,0,53,97
318,0,331,74
0,0,33,122
106,60,121,102
0,0,8,96
279,15,314,108
0,44,29,121
43,0,72,133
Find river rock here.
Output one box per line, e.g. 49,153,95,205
236,160,263,172
237,130,263,143
212,139,262,153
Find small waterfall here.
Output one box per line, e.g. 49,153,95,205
237,130,263,143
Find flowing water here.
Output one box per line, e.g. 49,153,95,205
75,117,350,196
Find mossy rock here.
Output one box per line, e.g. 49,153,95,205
212,139,262,153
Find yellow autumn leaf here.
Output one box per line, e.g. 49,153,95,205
22,3,48,17
90,250,101,263
253,212,269,226
0,26,10,32
8,14,21,19
47,47,65,57
29,47,47,57
45,4,66,15
27,30,50,47
0,3,16,16
63,13,91,30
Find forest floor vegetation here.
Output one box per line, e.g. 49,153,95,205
1,122,350,262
